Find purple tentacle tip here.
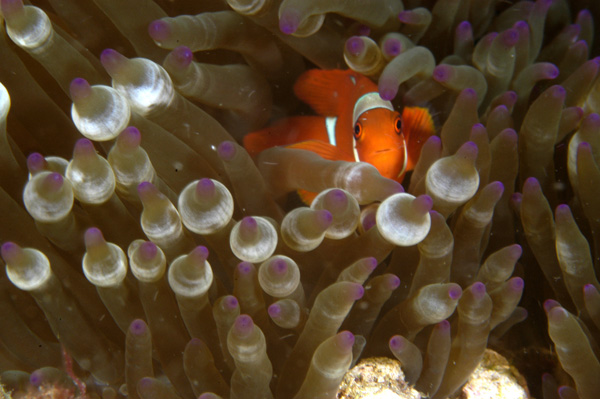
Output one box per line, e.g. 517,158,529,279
353,283,365,300
362,211,376,232
346,36,364,56
268,303,282,318
389,335,405,350
510,277,525,292
148,19,171,42
365,257,378,271
338,330,355,349
1,242,18,262
543,299,560,313
224,295,239,309
501,28,519,47
456,21,472,35
448,284,462,300
139,241,158,260
237,261,253,275
234,314,254,335
387,274,401,289
196,178,216,198
397,11,413,24
218,141,237,161
29,370,44,387
279,10,300,35
190,245,209,262
383,39,401,57
315,209,333,229
433,65,451,83
43,172,64,192
379,86,397,101
69,78,92,101
27,153,45,173
270,258,288,275
129,319,147,335
171,46,194,68
470,282,487,299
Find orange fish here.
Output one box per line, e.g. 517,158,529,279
244,69,435,203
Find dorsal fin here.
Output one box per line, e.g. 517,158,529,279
286,140,354,162
293,69,377,117
402,106,436,171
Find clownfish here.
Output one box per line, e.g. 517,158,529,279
243,69,435,203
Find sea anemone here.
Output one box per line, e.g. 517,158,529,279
0,0,599,399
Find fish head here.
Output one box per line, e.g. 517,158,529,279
353,107,408,181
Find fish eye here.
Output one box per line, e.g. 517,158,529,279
354,122,362,139
394,116,402,134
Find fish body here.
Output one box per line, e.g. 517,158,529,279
243,69,435,201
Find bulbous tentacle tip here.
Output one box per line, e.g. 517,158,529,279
237,261,253,275
500,28,519,47
337,330,355,349
547,306,569,323
29,369,45,387
1,241,20,263
69,78,92,102
543,298,560,313
345,36,364,56
432,65,452,83
268,303,281,318
382,38,401,58
448,284,463,300
554,203,572,220
117,126,142,149
456,20,472,35
456,140,478,160
397,11,412,24
279,9,300,35
137,181,160,202
378,84,397,101
218,141,237,161
364,257,378,271
0,0,24,18
148,19,171,42
389,335,406,351
584,283,599,295
100,48,128,76
522,176,540,193
509,277,525,292
129,319,148,336
84,227,105,249
233,314,254,336
138,241,158,261
412,194,433,215
73,138,96,158
507,244,523,259
190,246,209,262
269,258,288,275
41,172,64,193
470,281,487,299
352,283,365,300
168,46,194,69
315,209,333,229
386,274,401,290
195,178,216,198
223,295,239,310
547,85,566,99
27,153,45,174
436,319,451,332
137,377,154,392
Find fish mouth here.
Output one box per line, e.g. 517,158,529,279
374,148,392,154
